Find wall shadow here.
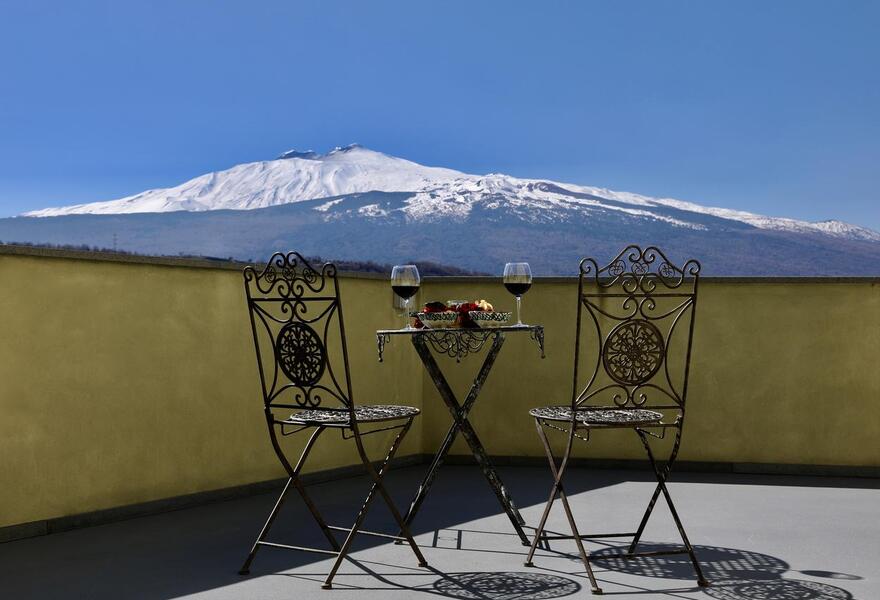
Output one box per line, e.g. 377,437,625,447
0,465,597,599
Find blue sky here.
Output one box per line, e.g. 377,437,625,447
0,1,877,228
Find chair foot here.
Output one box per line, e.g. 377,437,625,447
524,561,534,567
322,583,332,590
418,561,428,567
238,569,250,576
698,578,710,587
590,586,603,595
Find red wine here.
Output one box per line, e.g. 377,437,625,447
504,282,531,296
392,284,419,299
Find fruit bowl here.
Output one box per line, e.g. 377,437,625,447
468,311,511,328
417,311,457,329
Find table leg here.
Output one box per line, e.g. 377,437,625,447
404,334,530,545
399,335,499,527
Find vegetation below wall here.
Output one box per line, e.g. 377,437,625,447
0,242,486,276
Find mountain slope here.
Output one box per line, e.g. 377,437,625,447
5,191,880,275
10,144,880,275
24,145,880,243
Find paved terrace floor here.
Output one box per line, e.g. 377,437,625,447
1,466,877,599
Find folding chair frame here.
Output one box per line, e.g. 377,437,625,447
238,413,426,588
523,246,709,595
524,420,708,594
238,252,427,589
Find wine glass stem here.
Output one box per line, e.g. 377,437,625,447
404,297,411,330
516,295,522,326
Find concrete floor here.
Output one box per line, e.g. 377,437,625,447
1,465,877,599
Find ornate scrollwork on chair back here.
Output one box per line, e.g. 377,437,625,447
244,251,338,302
574,245,700,412
580,244,700,295
243,252,353,411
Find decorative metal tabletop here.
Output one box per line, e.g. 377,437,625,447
376,325,544,362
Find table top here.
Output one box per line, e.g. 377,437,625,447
376,324,544,361
376,324,543,336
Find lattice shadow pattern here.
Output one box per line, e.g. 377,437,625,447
592,544,855,600
432,571,581,600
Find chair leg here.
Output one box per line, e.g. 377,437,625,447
627,482,662,554
364,418,428,567
635,430,708,587
628,428,677,554
524,420,563,567
322,418,426,589
239,426,338,575
526,419,602,594
239,476,295,575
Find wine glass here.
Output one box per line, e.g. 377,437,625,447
391,265,420,330
503,262,532,326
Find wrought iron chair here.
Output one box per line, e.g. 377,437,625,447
238,252,427,589
524,245,708,594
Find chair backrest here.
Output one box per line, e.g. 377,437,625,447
573,245,701,414
243,252,354,412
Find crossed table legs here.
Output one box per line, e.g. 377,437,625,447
399,333,531,545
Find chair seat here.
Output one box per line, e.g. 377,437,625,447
286,404,420,425
529,405,663,426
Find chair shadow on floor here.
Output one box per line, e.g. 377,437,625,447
277,534,860,600
431,571,581,599
415,528,862,599
280,560,582,599
590,543,858,600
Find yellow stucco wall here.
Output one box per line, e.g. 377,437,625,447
418,279,880,466
0,253,422,528
1,251,878,529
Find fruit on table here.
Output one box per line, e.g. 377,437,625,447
415,299,495,328
423,301,448,313
456,302,479,313
475,299,494,311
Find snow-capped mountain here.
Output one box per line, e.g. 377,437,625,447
24,144,465,216
6,145,879,275
23,144,880,244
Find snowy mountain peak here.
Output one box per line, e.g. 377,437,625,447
20,146,880,245
328,143,364,154
24,145,467,216
278,149,318,160
279,144,367,160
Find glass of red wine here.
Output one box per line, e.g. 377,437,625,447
391,264,420,330
503,262,532,326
